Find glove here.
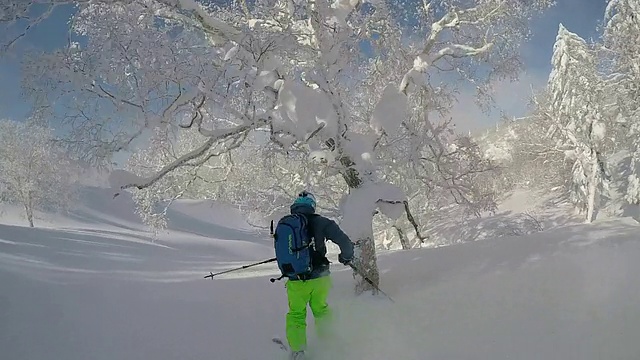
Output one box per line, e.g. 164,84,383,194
338,253,352,266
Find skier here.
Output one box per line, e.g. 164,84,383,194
274,191,355,360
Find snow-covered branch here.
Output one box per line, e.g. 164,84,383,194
119,118,267,192
1,2,62,50
431,43,494,63
399,0,551,95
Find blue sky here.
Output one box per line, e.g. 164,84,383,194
0,0,609,131
453,0,609,132
0,4,76,121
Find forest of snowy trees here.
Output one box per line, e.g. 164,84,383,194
489,0,640,224
1,0,639,292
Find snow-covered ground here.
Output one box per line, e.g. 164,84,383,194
2,187,640,360
419,188,581,248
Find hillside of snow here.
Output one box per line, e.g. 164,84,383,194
461,118,640,249
416,188,581,248
2,186,640,360
0,185,272,258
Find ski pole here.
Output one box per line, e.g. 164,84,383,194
348,263,395,303
204,258,277,279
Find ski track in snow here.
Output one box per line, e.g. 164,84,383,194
1,188,640,360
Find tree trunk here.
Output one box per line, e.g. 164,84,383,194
393,224,411,250
585,150,599,224
24,202,34,228
404,201,427,245
339,155,380,295
352,234,380,295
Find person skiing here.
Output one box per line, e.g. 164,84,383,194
273,191,355,360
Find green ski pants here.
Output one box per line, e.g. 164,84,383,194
285,275,332,352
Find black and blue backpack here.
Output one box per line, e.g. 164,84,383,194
272,214,314,280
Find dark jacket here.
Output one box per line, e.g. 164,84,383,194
290,203,354,279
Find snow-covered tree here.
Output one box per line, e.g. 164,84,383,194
500,114,573,192
539,24,610,223
0,119,77,227
22,0,552,293
604,0,640,206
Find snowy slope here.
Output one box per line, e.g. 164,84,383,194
416,187,581,248
1,187,640,360
0,185,273,260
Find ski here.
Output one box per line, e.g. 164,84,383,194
273,338,312,359
272,337,288,352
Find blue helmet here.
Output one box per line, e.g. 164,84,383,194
293,190,316,210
